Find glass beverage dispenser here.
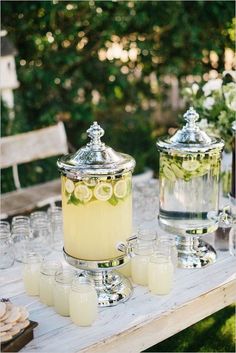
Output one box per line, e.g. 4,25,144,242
57,122,135,305
156,107,224,268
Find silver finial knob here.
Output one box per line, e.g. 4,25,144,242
87,121,104,148
183,107,199,128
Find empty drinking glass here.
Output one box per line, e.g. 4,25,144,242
0,221,10,231
48,206,63,251
0,228,14,269
30,211,51,256
11,221,31,262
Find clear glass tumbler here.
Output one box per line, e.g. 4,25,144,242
39,260,62,306
22,252,43,296
69,276,98,326
148,248,174,295
131,231,156,286
48,206,63,252
11,222,31,262
0,229,15,269
30,211,51,256
53,269,75,316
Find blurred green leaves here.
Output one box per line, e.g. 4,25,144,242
1,1,235,192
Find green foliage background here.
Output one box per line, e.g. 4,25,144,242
1,0,235,192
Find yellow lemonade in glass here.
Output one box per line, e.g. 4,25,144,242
61,172,132,261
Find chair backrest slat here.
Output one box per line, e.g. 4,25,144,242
0,122,68,169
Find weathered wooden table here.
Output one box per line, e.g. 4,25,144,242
1,237,235,353
1,181,236,353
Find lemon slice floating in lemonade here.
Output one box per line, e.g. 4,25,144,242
182,160,200,171
65,179,75,193
94,182,113,201
114,180,127,198
74,184,92,202
83,177,97,187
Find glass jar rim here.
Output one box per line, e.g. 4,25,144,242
40,260,62,276
71,275,95,291
149,252,171,264
55,269,75,285
22,252,43,264
0,231,11,239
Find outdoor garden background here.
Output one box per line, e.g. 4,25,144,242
1,1,235,352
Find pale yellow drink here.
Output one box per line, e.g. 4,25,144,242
53,283,70,316
62,173,132,260
69,284,98,326
131,255,150,286
23,264,40,296
53,270,74,317
148,255,174,295
39,260,62,306
39,275,55,306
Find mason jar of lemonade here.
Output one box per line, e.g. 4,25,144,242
57,122,135,261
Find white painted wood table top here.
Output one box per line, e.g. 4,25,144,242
1,183,235,353
1,245,235,353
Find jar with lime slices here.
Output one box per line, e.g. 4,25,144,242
57,122,135,261
157,107,224,237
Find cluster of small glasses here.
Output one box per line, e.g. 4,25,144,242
0,206,63,270
120,228,178,295
133,179,159,227
23,257,98,326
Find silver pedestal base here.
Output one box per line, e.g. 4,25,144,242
83,270,132,307
176,236,217,268
63,248,133,306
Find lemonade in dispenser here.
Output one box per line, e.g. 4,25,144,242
57,122,135,262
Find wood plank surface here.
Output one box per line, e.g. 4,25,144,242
0,182,235,352
0,248,235,353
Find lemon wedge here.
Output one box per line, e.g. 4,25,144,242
74,184,92,202
65,179,75,193
182,160,200,171
94,182,113,201
114,180,127,198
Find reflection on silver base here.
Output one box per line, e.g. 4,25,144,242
83,270,132,307
176,236,217,268
63,248,132,306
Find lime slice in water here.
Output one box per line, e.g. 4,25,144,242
182,160,200,171
114,180,127,198
94,182,113,201
74,184,92,202
163,165,176,181
65,179,75,193
171,163,185,179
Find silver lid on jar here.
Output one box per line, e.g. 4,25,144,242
156,107,224,154
57,121,135,177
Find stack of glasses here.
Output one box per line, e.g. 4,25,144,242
0,206,63,269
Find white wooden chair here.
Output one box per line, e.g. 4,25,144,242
0,122,68,219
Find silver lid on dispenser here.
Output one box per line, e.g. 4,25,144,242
57,121,135,177
156,107,224,154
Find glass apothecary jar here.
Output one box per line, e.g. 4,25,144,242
57,122,135,262
156,107,224,268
